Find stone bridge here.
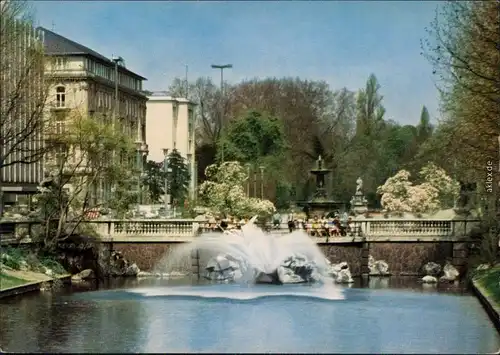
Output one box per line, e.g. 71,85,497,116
0,218,481,277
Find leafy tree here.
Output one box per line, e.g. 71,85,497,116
166,149,190,204
142,160,167,203
217,109,288,202
218,110,286,162
416,106,433,145
169,74,439,209
34,111,138,250
421,0,499,262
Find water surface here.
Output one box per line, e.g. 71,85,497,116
0,277,498,353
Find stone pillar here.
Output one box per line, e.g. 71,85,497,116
190,248,200,280
361,242,370,279
452,242,469,275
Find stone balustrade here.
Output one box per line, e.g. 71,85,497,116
0,218,481,244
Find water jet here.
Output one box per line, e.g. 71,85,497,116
172,216,330,284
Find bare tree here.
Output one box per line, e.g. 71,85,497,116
169,76,232,147
421,1,500,177
0,1,52,215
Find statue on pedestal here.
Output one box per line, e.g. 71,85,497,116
355,177,363,195
350,177,368,215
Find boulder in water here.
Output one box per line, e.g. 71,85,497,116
279,253,322,283
124,263,140,277
204,252,323,284
368,255,390,276
422,262,442,276
276,266,304,284
440,262,459,282
204,254,242,282
422,275,438,283
327,261,354,284
255,270,283,284
73,269,95,281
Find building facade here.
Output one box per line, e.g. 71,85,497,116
39,28,149,203
0,20,45,211
145,93,197,199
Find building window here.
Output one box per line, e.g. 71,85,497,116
56,86,66,108
53,111,66,135
54,144,67,167
56,57,67,69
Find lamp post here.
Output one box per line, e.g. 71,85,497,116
111,56,124,127
135,142,145,204
163,148,169,211
211,64,232,162
211,64,232,96
246,163,251,197
184,64,189,97
259,166,265,199
253,168,257,199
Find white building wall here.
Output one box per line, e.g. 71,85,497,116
145,95,196,198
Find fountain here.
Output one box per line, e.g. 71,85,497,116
171,217,332,284
301,155,345,218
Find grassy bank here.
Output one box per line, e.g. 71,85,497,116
474,266,500,306
1,247,67,277
0,273,29,290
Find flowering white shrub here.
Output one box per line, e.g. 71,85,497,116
199,161,276,218
406,183,440,213
419,162,460,206
377,163,459,214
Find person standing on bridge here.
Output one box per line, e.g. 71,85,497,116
272,212,281,229
287,210,295,233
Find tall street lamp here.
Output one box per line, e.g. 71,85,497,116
111,56,124,126
135,142,146,204
211,64,232,96
184,64,189,97
211,64,232,162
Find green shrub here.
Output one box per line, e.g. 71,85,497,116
0,247,25,270
39,256,66,274
476,266,500,306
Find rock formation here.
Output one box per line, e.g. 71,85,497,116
203,253,326,284
422,262,442,277
421,260,460,284
368,255,390,276
326,260,354,284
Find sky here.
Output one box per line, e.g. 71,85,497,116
31,0,442,125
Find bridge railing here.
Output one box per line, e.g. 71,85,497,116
0,218,481,243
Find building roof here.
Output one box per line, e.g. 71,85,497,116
38,27,147,81
146,94,196,105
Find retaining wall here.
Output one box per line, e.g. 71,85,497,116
112,241,461,277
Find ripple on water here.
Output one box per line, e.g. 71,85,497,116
71,283,346,302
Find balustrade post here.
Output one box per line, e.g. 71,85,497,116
109,221,115,237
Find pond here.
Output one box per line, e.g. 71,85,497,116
0,277,499,353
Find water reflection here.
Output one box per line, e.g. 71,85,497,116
0,277,498,353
